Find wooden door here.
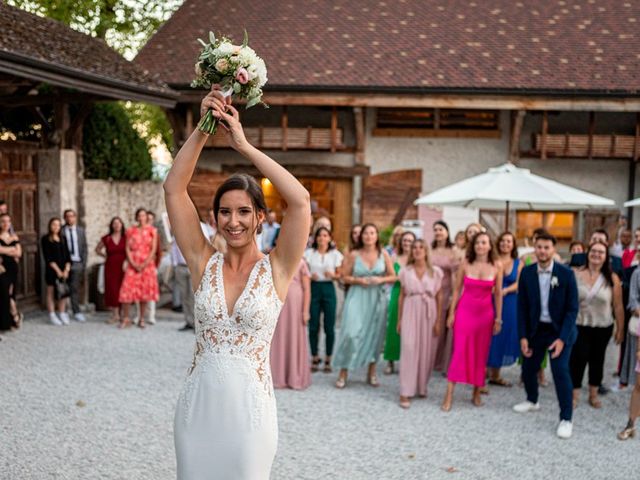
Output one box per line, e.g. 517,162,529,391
0,141,40,304
361,169,422,228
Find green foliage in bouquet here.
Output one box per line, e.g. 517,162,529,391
83,103,153,181
191,31,268,134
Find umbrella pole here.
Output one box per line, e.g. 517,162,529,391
504,201,510,231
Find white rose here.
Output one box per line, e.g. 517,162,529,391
214,42,234,56
215,58,229,73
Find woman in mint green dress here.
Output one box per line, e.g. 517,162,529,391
334,223,397,388
384,231,416,374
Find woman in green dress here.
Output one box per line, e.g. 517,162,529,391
334,223,397,388
384,231,416,374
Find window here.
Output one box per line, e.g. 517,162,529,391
516,212,575,242
374,108,500,138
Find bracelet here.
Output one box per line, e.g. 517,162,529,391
494,319,503,324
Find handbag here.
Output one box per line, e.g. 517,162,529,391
97,263,105,294
629,315,640,337
54,278,71,300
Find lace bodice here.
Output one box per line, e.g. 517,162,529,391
188,252,283,393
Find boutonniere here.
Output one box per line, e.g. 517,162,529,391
550,276,559,288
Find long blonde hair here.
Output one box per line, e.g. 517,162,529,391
407,239,433,273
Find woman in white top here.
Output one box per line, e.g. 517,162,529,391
304,227,343,372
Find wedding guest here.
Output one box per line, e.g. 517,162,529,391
384,231,416,374
570,229,623,276
203,207,217,242
261,209,280,253
145,210,162,325
520,227,547,266
0,259,11,333
41,217,71,326
386,226,405,256
312,216,332,235
613,228,632,259
62,209,88,322
0,213,22,328
569,241,585,255
347,224,362,253
619,265,640,386
172,236,195,331
0,200,13,234
487,232,524,386
118,208,159,329
304,227,343,373
514,232,578,439
617,321,640,440
453,230,466,252
622,228,640,269
432,220,460,373
442,232,503,411
95,217,126,324
397,239,443,408
271,259,312,390
333,223,396,388
570,241,624,408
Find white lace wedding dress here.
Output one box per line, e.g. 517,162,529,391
174,252,283,480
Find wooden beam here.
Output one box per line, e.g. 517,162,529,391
587,111,595,159
53,101,70,148
165,108,184,150
66,102,93,149
509,109,525,163
540,111,548,160
353,107,366,165
392,187,421,226
0,93,100,107
176,91,640,111
330,106,338,153
281,106,288,151
222,163,369,179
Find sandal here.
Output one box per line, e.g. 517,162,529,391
617,427,636,441
323,361,333,373
311,358,321,373
118,318,132,329
399,397,411,409
384,363,394,375
488,378,512,387
138,320,146,329
367,375,380,387
335,376,347,389
588,396,602,409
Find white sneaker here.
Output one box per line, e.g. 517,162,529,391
59,312,71,325
556,420,573,439
513,401,541,413
49,312,63,326
147,316,156,325
74,313,86,322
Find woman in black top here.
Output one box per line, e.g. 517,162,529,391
0,213,22,328
41,217,71,326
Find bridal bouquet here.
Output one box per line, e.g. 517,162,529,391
191,31,268,134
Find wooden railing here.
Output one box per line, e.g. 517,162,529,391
533,133,640,159
205,126,346,151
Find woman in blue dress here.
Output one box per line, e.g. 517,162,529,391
333,223,397,388
487,232,523,386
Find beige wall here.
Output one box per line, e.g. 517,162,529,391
82,180,165,266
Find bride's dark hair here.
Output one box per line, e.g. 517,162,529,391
213,174,267,234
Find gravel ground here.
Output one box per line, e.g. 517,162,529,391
1,311,636,480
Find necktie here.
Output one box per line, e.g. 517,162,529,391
70,228,75,256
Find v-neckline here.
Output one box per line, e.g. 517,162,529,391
358,253,380,271
217,253,265,319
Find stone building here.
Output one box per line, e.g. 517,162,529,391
0,3,177,307
135,0,640,247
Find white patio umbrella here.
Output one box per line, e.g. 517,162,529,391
623,198,640,208
415,163,615,230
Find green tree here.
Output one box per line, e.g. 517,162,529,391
82,102,153,181
8,0,179,150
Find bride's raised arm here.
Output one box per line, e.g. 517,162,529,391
216,102,311,297
163,89,229,285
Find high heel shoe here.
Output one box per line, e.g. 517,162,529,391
617,427,636,440
367,374,379,387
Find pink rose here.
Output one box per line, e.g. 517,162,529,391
235,67,249,84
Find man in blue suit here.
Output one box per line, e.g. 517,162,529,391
514,232,579,439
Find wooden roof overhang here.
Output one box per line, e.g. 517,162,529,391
0,50,177,109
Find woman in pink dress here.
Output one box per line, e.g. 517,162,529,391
118,208,159,329
442,232,503,411
397,239,443,409
271,259,312,390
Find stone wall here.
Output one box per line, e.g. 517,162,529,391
82,179,165,266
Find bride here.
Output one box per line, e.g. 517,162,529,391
165,86,310,479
